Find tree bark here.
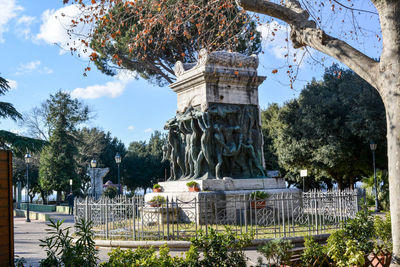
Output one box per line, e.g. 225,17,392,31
236,0,400,265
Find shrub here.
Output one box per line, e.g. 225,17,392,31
39,218,98,267
189,227,252,267
103,186,117,198
301,236,328,266
100,245,186,267
186,181,198,188
257,239,293,266
101,227,252,267
374,212,392,252
342,208,374,253
153,184,161,189
249,191,269,200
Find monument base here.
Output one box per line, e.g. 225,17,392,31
144,178,301,225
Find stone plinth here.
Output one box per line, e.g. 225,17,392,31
144,178,301,225
155,177,286,193
171,49,265,113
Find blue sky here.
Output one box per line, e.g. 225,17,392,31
0,0,380,146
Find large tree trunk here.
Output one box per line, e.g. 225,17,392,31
237,0,400,264
385,97,400,265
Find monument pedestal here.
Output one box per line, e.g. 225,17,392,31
144,177,301,225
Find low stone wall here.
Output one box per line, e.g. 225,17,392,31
13,209,51,221
56,205,70,214
19,203,56,212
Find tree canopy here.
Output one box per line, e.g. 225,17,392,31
263,66,387,189
64,0,261,86
39,91,90,203
123,131,168,192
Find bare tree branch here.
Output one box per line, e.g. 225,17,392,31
238,0,380,89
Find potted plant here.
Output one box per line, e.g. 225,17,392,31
148,195,165,207
153,184,162,193
250,191,269,209
186,181,200,192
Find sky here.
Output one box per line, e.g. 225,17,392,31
0,0,380,147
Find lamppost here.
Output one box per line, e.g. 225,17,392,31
69,179,73,194
90,159,97,198
24,153,32,223
370,141,379,212
115,152,122,195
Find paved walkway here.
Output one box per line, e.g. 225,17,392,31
14,214,263,266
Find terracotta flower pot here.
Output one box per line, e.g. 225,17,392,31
188,186,200,192
251,200,266,209
153,188,162,193
149,202,161,207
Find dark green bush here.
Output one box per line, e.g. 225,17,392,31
39,218,98,267
103,186,118,199
101,227,252,267
100,245,186,267
301,235,328,266
257,239,293,267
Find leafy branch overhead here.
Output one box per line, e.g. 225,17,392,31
63,0,262,86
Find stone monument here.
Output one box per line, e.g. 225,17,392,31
88,167,109,198
145,50,299,222
164,49,265,180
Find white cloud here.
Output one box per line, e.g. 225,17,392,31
16,15,36,39
257,21,307,65
71,70,136,99
14,60,53,76
36,4,94,57
6,79,18,90
127,125,135,131
0,0,23,42
10,129,22,135
144,128,153,133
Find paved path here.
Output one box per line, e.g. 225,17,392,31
14,214,263,266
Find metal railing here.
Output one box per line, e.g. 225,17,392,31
74,189,364,240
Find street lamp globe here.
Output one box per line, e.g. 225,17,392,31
90,159,97,168
370,141,377,151
115,152,122,164
24,153,32,164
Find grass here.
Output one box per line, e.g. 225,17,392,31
91,217,340,241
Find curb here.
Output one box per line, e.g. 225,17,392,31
93,234,330,249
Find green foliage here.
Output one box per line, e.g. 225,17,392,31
257,239,294,266
249,191,269,200
262,66,387,189
0,76,22,121
101,227,251,266
301,236,327,266
374,212,392,251
189,227,252,267
101,245,186,267
39,91,90,202
342,208,374,253
39,218,98,267
153,184,161,189
326,209,374,266
149,195,165,204
103,186,118,199
74,127,126,196
123,131,168,191
186,181,199,188
362,169,390,210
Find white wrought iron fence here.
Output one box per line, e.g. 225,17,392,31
74,189,365,240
